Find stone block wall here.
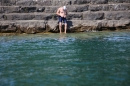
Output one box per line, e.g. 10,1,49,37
0,0,130,33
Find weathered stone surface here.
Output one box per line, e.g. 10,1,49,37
0,20,130,33
108,0,130,3
0,20,47,33
0,3,130,14
67,13,82,20
105,11,130,20
0,0,130,33
70,0,108,5
89,3,130,11
69,20,130,31
16,0,35,6
67,5,89,12
0,13,58,20
0,6,19,13
44,6,57,13
1,12,88,20
1,0,130,7
20,6,37,13
83,12,104,20
91,0,108,4
5,14,35,20
0,22,16,32
0,15,3,20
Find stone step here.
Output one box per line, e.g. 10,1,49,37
108,0,130,4
0,13,57,20
0,0,130,6
0,3,130,14
0,11,130,21
83,11,130,20
0,5,88,13
89,3,130,11
0,12,82,20
0,19,130,33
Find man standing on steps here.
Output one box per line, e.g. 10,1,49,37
56,6,68,33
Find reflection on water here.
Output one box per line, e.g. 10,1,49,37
58,34,67,43
0,31,130,86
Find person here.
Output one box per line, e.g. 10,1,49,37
56,6,68,33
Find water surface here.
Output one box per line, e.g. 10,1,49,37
0,31,130,86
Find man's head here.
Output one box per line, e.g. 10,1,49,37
63,6,66,10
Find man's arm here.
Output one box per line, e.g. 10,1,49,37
56,8,60,16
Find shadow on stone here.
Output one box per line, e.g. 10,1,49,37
67,20,73,32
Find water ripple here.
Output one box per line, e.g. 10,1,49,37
0,32,130,86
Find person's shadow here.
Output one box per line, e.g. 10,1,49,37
67,20,73,32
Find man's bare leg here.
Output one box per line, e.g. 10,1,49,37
59,22,62,33
64,23,67,33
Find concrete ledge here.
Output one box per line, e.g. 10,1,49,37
0,20,130,33
0,11,130,20
0,3,130,13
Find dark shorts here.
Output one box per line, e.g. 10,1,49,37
58,16,67,23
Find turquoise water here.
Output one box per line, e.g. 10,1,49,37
0,31,130,86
